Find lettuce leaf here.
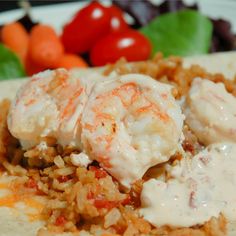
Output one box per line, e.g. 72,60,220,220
0,44,26,80
140,10,213,57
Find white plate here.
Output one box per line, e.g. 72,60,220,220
0,0,236,33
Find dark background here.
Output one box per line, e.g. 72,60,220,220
0,1,87,12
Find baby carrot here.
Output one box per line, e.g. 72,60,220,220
1,22,29,62
25,54,46,76
56,54,88,69
28,24,64,68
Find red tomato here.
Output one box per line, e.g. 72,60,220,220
55,215,67,226
89,166,108,179
94,199,118,209
121,195,131,205
61,1,111,53
87,191,94,200
108,5,128,32
90,30,151,66
25,178,38,189
58,175,69,183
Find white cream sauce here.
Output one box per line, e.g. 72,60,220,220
140,143,236,227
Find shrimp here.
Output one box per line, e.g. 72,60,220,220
184,78,236,145
7,69,103,149
81,74,184,187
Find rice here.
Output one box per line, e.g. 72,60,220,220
54,156,65,168
104,53,236,98
0,100,16,161
104,208,121,229
0,55,232,235
2,160,27,176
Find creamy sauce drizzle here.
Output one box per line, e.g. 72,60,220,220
140,143,236,227
0,175,45,221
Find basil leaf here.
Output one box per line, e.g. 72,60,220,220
0,44,26,80
140,10,213,57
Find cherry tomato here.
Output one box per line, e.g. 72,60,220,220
121,195,131,205
94,199,118,209
108,5,128,32
25,178,38,189
58,175,69,183
89,166,108,179
90,30,151,66
61,1,111,54
55,215,67,226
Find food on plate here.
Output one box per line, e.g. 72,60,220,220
90,30,151,66
61,0,214,65
25,52,47,76
211,19,236,52
81,74,183,186
113,0,236,53
61,1,129,54
1,22,29,62
62,1,112,54
7,69,104,150
184,78,236,145
140,142,236,227
0,52,236,235
0,173,45,235
140,10,213,57
0,22,88,79
0,0,236,79
0,100,45,235
108,5,129,32
113,0,197,27
56,54,88,70
0,44,26,80
28,25,64,68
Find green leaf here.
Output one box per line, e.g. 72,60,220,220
0,44,26,80
140,10,213,57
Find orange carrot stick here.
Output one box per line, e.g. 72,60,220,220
1,22,29,62
56,53,88,69
28,24,64,68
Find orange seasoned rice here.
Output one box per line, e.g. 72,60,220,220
0,55,232,235
104,53,236,98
